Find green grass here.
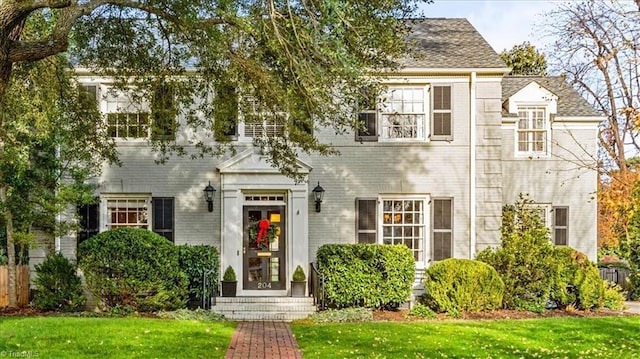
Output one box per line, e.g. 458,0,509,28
0,316,236,358
292,316,640,358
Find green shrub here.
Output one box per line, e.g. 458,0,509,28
32,252,85,312
222,265,236,281
78,228,188,312
477,195,558,310
603,282,627,310
292,265,306,281
551,247,604,310
317,244,415,309
178,245,219,308
423,259,504,313
310,308,373,323
406,303,437,319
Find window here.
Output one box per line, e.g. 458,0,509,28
244,117,285,138
153,197,175,242
431,86,452,140
432,198,453,261
517,106,548,154
107,198,150,229
356,198,377,244
382,199,425,262
356,197,429,264
553,206,568,245
107,113,149,138
77,201,99,247
381,87,426,140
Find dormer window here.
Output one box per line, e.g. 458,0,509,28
516,106,549,155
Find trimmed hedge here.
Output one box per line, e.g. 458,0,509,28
78,228,188,312
317,244,414,309
423,258,504,313
178,245,219,308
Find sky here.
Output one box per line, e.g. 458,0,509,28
416,0,567,53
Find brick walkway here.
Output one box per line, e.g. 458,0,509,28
225,321,303,359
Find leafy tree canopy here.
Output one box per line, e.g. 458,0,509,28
0,0,429,178
500,41,547,76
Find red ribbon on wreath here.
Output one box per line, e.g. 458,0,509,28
256,219,271,247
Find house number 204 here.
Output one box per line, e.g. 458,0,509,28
257,282,272,289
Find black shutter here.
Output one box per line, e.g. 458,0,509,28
432,85,452,140
153,197,175,242
356,198,377,243
77,202,99,247
553,206,568,246
432,198,453,261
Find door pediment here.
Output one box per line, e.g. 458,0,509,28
217,148,312,175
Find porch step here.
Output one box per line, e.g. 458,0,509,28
212,297,316,321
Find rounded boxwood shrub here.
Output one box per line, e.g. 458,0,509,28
317,244,415,309
177,245,219,308
423,258,504,313
78,228,188,312
32,252,85,312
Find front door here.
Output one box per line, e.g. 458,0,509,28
243,206,286,290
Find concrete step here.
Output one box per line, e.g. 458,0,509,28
212,296,316,321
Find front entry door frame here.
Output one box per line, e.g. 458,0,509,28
242,205,286,291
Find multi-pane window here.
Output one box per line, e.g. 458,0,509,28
107,198,150,229
381,87,426,140
432,198,453,261
107,113,149,138
553,206,568,245
244,118,285,138
382,199,424,261
517,106,547,154
432,86,452,140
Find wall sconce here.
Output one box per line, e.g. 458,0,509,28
203,181,216,212
312,182,325,213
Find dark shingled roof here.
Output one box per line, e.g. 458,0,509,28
502,76,601,117
402,18,507,69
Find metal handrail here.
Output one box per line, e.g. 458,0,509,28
202,268,217,309
309,262,326,310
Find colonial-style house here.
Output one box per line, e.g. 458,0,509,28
30,18,602,319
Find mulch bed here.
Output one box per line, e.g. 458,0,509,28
1,306,636,321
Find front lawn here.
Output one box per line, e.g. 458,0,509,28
292,316,640,358
0,316,236,358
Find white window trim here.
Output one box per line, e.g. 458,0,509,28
525,203,552,233
103,87,151,142
514,103,551,158
376,195,430,269
99,194,152,232
379,85,430,142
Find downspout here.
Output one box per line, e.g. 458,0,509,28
469,72,477,259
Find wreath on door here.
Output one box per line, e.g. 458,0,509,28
248,219,278,249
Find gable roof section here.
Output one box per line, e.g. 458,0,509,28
501,76,601,117
402,18,507,70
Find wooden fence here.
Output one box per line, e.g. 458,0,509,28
599,266,630,288
0,265,30,307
